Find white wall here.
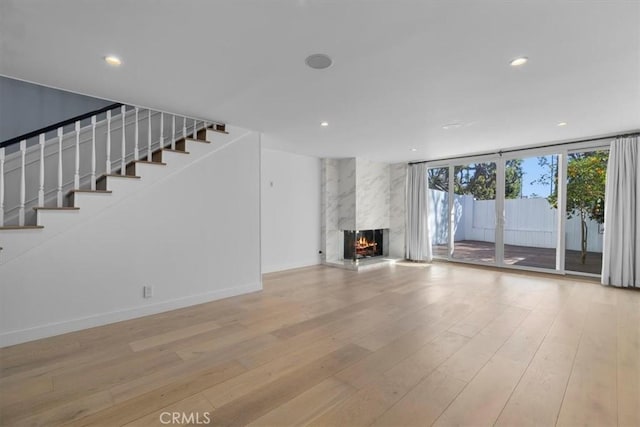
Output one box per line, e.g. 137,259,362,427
0,132,261,346
261,149,321,273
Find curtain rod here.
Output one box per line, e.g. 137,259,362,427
408,131,639,166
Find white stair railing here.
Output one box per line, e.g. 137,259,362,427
19,140,26,225
0,103,220,227
0,148,4,226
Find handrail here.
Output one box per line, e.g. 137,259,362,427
0,102,122,149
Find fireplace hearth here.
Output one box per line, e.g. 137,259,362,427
344,229,385,260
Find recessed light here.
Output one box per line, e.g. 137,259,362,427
104,55,122,66
320,121,329,127
442,123,462,130
306,54,333,70
509,57,528,67
410,148,417,152
557,122,568,127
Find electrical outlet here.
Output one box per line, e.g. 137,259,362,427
143,286,153,298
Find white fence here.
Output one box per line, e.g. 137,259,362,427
428,189,603,253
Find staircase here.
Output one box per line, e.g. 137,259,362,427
0,104,233,265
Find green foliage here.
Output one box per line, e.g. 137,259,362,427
504,160,524,199
454,160,522,200
536,151,608,263
428,161,523,200
427,168,449,193
539,151,607,224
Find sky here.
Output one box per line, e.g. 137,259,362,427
520,155,556,198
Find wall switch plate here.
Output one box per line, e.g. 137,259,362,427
143,286,153,298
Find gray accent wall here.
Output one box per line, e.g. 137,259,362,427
0,76,112,142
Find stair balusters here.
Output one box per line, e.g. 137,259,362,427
134,108,139,161
147,109,152,160
171,115,176,150
74,121,81,189
120,106,127,175
56,129,63,208
105,111,112,176
0,148,4,226
159,112,164,151
38,134,45,206
0,105,223,226
91,116,97,191
18,140,26,225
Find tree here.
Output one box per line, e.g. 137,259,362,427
454,160,523,200
427,168,449,192
536,151,608,264
428,161,523,200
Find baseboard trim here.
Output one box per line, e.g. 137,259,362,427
0,281,262,348
261,259,321,274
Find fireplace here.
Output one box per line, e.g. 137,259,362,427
344,229,385,260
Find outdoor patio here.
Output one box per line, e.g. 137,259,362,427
433,240,602,275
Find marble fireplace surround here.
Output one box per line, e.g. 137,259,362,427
321,158,406,264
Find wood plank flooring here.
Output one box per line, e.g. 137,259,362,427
0,263,638,426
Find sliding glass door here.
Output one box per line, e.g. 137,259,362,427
563,149,608,274
503,154,560,270
427,167,450,258
451,162,497,264
424,142,610,277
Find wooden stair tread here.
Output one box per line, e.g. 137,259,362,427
133,160,167,165
101,174,141,179
185,138,210,144
208,128,229,135
162,149,190,154
68,190,113,194
33,207,80,211
0,225,44,230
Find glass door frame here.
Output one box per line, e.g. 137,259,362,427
561,141,611,277
428,153,500,268
499,147,565,275
426,139,612,277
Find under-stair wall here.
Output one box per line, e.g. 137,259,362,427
0,128,261,347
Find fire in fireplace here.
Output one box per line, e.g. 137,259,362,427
344,229,384,260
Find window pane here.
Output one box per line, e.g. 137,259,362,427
451,162,496,264
564,150,608,274
428,167,449,258
503,155,559,270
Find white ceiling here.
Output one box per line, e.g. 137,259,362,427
1,0,639,162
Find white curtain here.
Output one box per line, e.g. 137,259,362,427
406,163,432,261
601,135,639,288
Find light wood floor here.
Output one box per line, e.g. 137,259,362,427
1,263,638,426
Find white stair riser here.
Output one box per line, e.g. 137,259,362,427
183,141,215,156
205,129,232,144
160,151,194,168
36,210,80,227
133,164,170,182
102,177,143,197
69,193,115,215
